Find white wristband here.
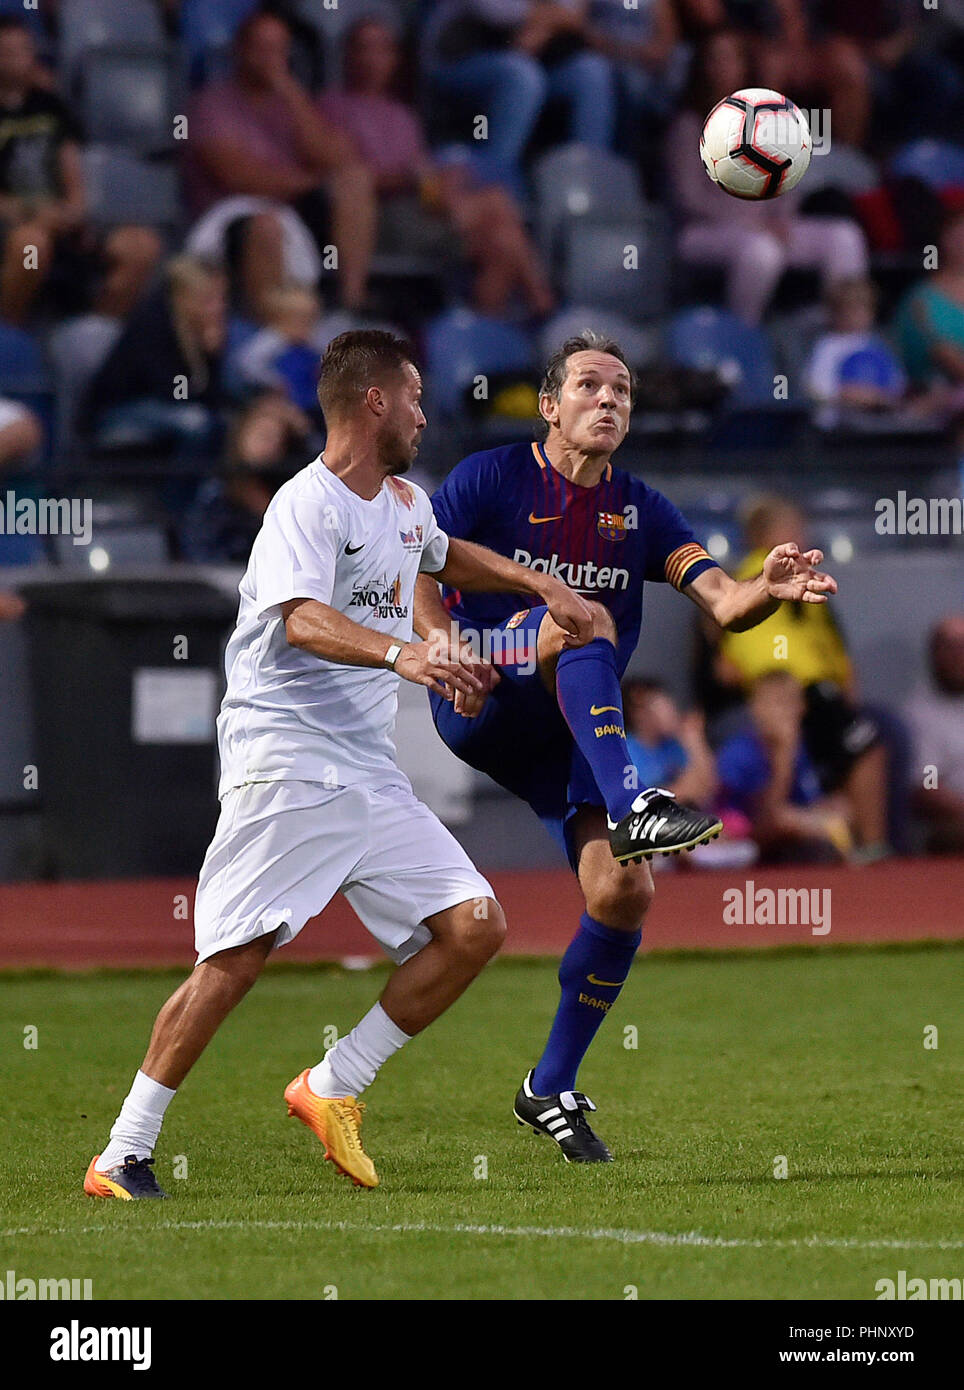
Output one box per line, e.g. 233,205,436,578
384,642,404,669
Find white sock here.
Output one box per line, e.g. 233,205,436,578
307,1002,411,1098
96,1070,176,1171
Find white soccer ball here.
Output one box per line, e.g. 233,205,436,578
700,88,812,200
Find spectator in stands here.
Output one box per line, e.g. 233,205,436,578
623,676,717,807
0,588,24,620
423,1,616,193
806,277,906,421
179,394,307,562
320,17,554,317
0,396,42,471
711,495,892,859
0,16,160,324
81,255,227,455
664,29,869,324
895,210,964,402
582,0,686,131
905,615,964,854
231,283,329,421
717,671,853,863
183,10,377,316
670,0,882,150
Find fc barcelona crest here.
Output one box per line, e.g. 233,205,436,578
597,511,627,542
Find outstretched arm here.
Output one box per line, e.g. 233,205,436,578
683,544,837,632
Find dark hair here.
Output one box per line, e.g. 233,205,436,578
234,8,291,48
538,331,637,437
0,16,30,38
623,677,668,700
317,329,417,420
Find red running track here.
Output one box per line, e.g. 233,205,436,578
0,857,961,969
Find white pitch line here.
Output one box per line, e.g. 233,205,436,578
3,1218,963,1251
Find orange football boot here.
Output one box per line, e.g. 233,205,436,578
284,1070,379,1188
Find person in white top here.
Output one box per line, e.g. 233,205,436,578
85,329,592,1196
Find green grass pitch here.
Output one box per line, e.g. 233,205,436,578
1,945,961,1300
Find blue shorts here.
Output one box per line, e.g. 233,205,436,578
428,605,604,871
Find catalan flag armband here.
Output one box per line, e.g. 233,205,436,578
665,542,715,591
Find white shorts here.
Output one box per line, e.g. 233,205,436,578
193,779,494,966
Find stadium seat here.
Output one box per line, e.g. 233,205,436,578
799,144,880,197
532,143,646,261
180,0,259,81
889,140,964,192
47,316,124,455
0,323,49,394
59,0,166,80
562,212,670,321
81,147,181,230
424,308,534,416
666,307,778,408
537,308,659,371
80,51,174,153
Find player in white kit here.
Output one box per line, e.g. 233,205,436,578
84,330,592,1195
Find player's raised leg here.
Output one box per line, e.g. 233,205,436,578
286,895,505,1187
514,807,651,1161
84,931,280,1199
537,601,722,861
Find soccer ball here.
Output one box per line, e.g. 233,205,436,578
700,89,812,200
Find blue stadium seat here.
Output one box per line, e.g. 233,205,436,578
890,140,964,191
180,0,259,83
533,143,646,261
0,323,49,393
81,147,180,230
81,51,174,153
666,307,777,408
424,309,534,416
59,0,166,80
0,0,46,40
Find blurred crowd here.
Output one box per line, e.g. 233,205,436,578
0,1,961,537
624,494,964,864
0,0,961,860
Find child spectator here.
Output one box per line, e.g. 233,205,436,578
806,277,906,423
717,671,852,863
623,676,717,807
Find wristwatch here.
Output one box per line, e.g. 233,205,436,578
384,642,404,670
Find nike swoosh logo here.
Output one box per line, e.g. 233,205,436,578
344,542,364,555
586,974,623,988
528,512,564,524
589,705,620,716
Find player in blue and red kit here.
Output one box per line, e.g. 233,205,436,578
414,332,838,1162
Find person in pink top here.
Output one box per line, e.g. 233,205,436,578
183,10,377,317
664,29,868,325
318,16,554,318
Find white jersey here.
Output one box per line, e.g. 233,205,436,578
216,454,449,798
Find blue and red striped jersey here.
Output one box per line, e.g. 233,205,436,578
431,439,718,674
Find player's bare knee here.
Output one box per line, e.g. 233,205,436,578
450,896,506,963
585,600,617,646
586,867,653,931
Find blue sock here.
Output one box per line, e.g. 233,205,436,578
531,913,641,1095
555,639,637,823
